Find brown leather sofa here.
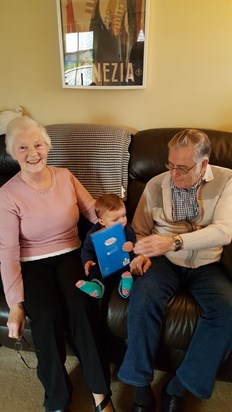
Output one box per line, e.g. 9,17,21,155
1,126,232,383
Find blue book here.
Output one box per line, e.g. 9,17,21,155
90,223,130,278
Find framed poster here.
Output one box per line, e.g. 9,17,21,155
56,0,149,89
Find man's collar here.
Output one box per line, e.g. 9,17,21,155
171,178,202,192
202,164,214,182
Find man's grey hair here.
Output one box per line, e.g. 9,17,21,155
168,129,211,163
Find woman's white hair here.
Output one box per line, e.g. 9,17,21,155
5,116,52,157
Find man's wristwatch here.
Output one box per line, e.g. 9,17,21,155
172,235,183,252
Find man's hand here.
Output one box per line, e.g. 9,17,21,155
134,234,173,257
84,260,96,275
130,255,151,275
7,303,25,339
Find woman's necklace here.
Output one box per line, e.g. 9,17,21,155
19,167,56,194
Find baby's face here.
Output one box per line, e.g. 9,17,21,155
99,205,127,228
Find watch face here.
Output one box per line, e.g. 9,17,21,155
173,238,181,251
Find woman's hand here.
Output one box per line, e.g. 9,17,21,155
130,255,151,275
134,234,173,257
7,303,25,339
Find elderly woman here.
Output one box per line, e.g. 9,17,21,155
0,116,114,412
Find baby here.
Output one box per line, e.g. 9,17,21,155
76,194,136,298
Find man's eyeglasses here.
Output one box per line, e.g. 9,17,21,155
165,162,197,175
14,335,39,369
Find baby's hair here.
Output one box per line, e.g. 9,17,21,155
95,194,125,219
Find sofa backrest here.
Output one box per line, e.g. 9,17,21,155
2,125,232,209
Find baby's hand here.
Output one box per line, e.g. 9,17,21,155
84,260,96,276
123,241,133,253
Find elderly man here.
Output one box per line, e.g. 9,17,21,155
118,129,232,412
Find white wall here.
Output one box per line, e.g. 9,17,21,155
1,0,232,132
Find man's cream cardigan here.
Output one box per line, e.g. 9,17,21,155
132,165,232,269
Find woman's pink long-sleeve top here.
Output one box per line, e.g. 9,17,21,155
0,167,97,308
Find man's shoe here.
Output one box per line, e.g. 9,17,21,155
131,392,157,411
161,384,186,412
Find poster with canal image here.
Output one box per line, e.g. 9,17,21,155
56,0,149,88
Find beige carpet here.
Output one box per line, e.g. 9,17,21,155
0,346,231,412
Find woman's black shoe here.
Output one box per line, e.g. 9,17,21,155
94,392,115,412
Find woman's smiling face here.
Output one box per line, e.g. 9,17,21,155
12,129,49,176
